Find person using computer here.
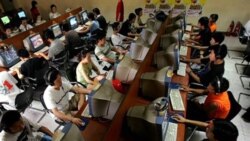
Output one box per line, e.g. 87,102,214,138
185,44,227,87
30,0,40,23
119,13,140,38
35,29,65,60
19,18,33,32
111,22,134,47
172,114,238,141
76,50,104,90
0,110,53,141
62,22,83,58
92,8,108,31
209,14,219,33
78,12,99,36
134,8,145,27
182,77,231,121
14,49,47,80
43,68,91,126
94,29,128,64
49,4,61,20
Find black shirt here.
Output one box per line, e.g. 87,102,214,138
199,27,211,46
96,15,107,31
199,61,225,87
119,20,132,37
20,57,47,78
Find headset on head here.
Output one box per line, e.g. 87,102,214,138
214,76,221,93
215,46,222,59
44,67,59,86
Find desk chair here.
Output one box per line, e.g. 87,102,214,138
186,91,241,141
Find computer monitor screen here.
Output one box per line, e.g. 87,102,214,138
1,16,10,25
29,33,44,52
51,24,63,38
80,11,88,23
0,45,20,68
174,47,180,70
68,16,78,29
18,11,26,19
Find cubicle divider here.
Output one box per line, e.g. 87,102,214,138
2,7,83,50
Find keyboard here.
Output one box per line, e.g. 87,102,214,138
106,70,114,80
185,25,192,32
93,83,101,91
119,54,124,60
164,122,178,141
169,89,185,111
177,62,186,77
52,130,65,141
179,46,188,56
59,36,65,41
182,33,190,41
9,60,25,71
35,46,49,53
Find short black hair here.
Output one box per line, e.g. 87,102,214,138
87,12,95,20
62,22,70,32
211,32,225,44
213,119,238,141
20,17,27,21
17,49,29,58
128,13,136,21
31,0,37,7
78,49,90,61
44,67,60,86
50,4,56,10
198,16,209,28
92,8,100,15
112,22,120,30
135,8,143,16
210,14,219,23
214,44,228,59
0,110,21,132
92,28,106,44
211,77,229,93
44,29,55,40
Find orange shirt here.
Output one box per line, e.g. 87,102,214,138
204,91,230,119
210,23,217,32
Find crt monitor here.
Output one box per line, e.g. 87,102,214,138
17,11,26,19
173,46,180,71
0,45,20,68
79,10,88,24
67,16,78,30
51,24,63,38
1,16,10,25
23,33,45,52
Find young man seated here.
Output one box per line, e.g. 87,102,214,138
92,8,108,31
186,44,227,87
15,49,48,80
119,13,140,38
78,12,100,36
182,77,231,122
0,110,53,141
111,22,134,47
172,114,238,141
19,18,33,32
94,29,127,64
209,14,219,33
43,68,91,126
35,29,65,60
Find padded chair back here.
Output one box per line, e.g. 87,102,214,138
226,91,242,121
50,50,68,69
15,85,34,112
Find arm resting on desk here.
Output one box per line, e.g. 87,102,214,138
39,126,54,137
172,114,208,128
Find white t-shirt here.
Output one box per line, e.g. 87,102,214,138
111,33,126,46
94,43,116,60
19,24,33,32
0,117,41,141
43,80,73,113
244,20,250,36
49,12,61,19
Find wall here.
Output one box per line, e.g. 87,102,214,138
12,0,250,31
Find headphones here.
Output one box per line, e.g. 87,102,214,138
215,46,222,59
44,67,59,86
213,76,221,93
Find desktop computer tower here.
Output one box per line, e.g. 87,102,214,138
140,66,172,100
88,80,124,120
126,97,169,141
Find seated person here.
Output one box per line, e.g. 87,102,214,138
92,8,108,31
62,23,83,58
15,49,48,81
76,50,104,90
186,44,227,87
49,4,61,19
134,8,145,27
94,29,127,64
184,32,224,59
0,110,53,141
187,16,211,46
111,22,134,47
172,114,239,141
182,77,231,121
43,68,91,126
119,13,140,38
78,12,100,36
19,18,33,32
209,14,219,33
35,29,65,60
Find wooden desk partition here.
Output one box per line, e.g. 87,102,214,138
2,7,82,50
